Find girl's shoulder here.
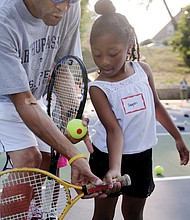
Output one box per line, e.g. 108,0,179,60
88,80,107,91
131,61,150,70
131,61,152,77
138,61,151,70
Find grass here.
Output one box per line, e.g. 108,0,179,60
139,46,190,87
83,46,190,88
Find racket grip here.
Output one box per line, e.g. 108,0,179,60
83,174,131,194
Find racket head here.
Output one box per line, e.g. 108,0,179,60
47,55,88,133
47,55,88,174
0,167,83,220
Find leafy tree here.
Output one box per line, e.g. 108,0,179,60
80,0,96,50
171,6,190,67
80,0,89,48
80,0,97,68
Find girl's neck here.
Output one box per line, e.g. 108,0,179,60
97,61,135,82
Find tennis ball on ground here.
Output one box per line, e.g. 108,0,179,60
184,120,188,125
66,119,87,139
154,165,164,175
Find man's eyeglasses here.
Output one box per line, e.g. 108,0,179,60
52,0,80,3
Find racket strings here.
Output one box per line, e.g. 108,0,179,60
51,63,83,132
0,171,69,219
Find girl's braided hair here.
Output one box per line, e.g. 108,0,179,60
90,0,140,61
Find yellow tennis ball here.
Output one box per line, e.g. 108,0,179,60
66,119,87,139
154,165,164,175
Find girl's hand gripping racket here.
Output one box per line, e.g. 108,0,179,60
0,168,131,219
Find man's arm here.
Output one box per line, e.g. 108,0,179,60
9,90,108,192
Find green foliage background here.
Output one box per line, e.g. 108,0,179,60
171,5,190,67
140,46,190,87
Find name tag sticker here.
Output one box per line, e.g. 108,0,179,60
121,93,146,114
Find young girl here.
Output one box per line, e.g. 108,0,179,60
88,0,189,219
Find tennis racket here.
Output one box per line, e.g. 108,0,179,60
0,167,131,219
0,142,13,171
0,153,13,171
47,55,88,176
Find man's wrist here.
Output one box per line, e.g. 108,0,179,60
69,154,87,165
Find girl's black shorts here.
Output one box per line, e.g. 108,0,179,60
89,146,155,198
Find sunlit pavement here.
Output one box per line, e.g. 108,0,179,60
62,99,190,220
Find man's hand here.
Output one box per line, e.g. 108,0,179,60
66,116,94,154
70,157,110,199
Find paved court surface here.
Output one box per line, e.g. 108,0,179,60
1,99,190,219
61,99,190,220
62,177,190,220
60,132,190,220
